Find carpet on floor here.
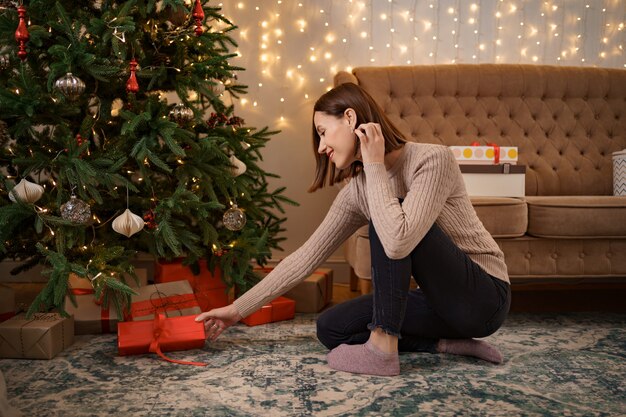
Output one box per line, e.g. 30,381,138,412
1,313,624,417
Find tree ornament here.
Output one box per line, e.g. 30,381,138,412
223,203,246,231
55,73,86,101
110,98,124,117
14,5,29,61
228,155,246,177
192,0,205,36
169,103,194,125
87,95,101,117
209,79,225,95
0,55,10,70
166,4,188,26
60,194,91,224
143,209,157,229
126,58,139,94
112,208,145,237
9,178,44,204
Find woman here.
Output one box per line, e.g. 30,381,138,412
196,83,511,376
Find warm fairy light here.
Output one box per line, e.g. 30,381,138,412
223,1,623,117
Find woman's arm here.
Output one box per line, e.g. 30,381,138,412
196,183,367,334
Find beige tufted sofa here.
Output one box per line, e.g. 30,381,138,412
336,64,626,292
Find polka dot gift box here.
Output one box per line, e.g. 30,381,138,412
449,145,518,165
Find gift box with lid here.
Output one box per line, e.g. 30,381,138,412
64,271,148,334
255,267,334,313
0,313,74,359
240,296,295,326
130,280,202,321
155,259,229,312
450,145,518,165
460,164,527,197
0,284,15,323
118,313,207,366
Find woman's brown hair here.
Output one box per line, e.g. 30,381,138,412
308,82,407,192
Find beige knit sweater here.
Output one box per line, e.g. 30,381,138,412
233,142,509,318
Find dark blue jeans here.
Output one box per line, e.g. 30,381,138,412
317,222,511,353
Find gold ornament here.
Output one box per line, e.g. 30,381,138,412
169,103,194,125
228,155,246,177
54,72,86,101
110,98,124,117
9,178,44,203
210,79,225,95
60,195,91,224
223,204,246,231
112,208,145,237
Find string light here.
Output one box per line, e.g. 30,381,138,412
222,1,624,116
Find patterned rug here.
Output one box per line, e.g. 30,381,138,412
1,312,625,417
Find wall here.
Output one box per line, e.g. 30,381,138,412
218,0,626,282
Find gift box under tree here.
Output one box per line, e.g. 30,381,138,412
118,313,207,366
0,313,74,359
155,259,230,312
241,296,295,326
255,267,334,313
64,272,148,334
0,285,16,323
130,280,202,321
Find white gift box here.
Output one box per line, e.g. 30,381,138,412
460,164,526,197
450,145,518,165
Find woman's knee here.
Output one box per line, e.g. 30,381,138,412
315,309,340,350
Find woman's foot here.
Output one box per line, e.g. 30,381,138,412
437,338,503,364
327,340,400,376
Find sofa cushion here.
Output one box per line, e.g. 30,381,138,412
526,196,626,238
470,197,528,238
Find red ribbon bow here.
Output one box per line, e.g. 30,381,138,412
470,141,501,164
148,314,207,367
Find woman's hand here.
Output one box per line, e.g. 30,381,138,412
354,122,385,164
195,304,243,341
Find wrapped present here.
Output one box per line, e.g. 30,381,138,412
64,293,122,334
118,313,207,366
131,280,201,321
0,285,16,322
64,272,146,334
0,313,74,359
285,268,333,313
460,164,526,197
241,296,295,327
155,259,229,312
450,144,518,165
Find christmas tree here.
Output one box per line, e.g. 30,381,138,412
0,0,296,317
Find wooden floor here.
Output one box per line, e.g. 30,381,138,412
332,282,626,313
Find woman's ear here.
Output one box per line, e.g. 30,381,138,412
344,108,357,130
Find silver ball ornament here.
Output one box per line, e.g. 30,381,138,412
55,72,86,101
169,103,194,125
60,195,92,224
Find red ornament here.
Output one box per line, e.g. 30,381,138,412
143,209,157,229
192,0,205,36
14,5,29,61
126,58,139,93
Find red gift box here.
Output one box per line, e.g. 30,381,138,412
117,313,207,366
241,296,295,326
155,259,229,311
131,281,201,321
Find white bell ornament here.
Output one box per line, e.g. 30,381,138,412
112,208,145,237
9,178,45,203
229,154,247,177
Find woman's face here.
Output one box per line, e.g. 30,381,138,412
314,111,359,170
